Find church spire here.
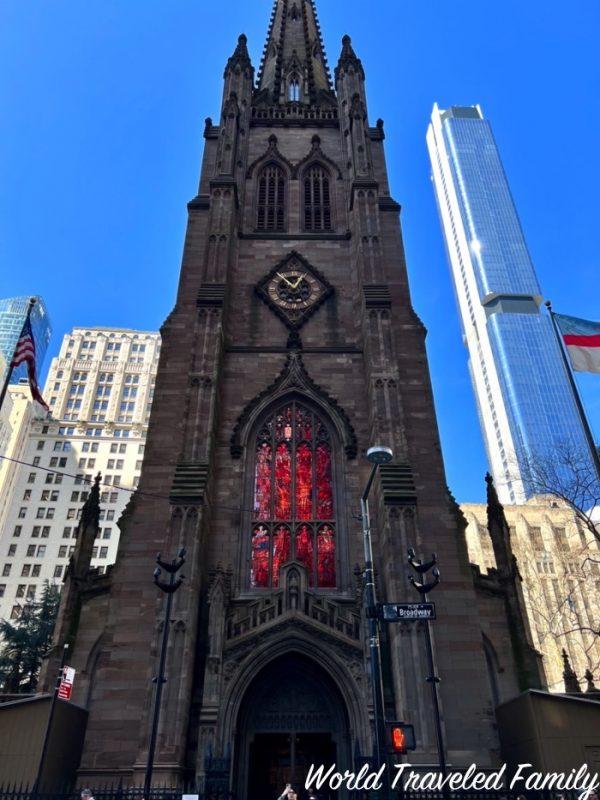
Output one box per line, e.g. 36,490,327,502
256,0,334,105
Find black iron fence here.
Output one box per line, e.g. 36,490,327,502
0,788,584,800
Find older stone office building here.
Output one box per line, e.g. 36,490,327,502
0,328,159,624
43,2,542,795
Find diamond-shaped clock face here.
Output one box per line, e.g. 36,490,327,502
255,251,333,330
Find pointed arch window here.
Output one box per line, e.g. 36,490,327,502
288,76,301,102
304,165,332,232
256,164,286,232
251,400,336,589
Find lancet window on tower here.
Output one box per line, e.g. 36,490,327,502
256,164,286,232
288,76,301,102
303,165,332,232
251,400,336,589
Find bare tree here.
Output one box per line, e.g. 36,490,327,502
511,443,600,680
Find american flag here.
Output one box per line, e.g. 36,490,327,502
11,316,49,411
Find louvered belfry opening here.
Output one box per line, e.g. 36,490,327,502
257,164,285,231
303,165,331,231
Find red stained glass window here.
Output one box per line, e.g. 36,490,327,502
251,525,270,588
295,524,314,583
254,442,272,520
316,443,333,519
295,443,313,520
275,443,292,519
251,400,337,588
317,524,336,588
272,524,291,586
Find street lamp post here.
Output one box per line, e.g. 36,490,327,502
31,642,69,797
360,445,393,795
143,548,185,800
407,549,447,785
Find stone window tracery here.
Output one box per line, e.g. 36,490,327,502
256,163,286,232
303,165,332,232
251,400,336,589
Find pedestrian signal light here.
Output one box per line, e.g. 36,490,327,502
392,726,406,752
387,722,416,754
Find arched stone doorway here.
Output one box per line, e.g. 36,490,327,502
234,653,351,800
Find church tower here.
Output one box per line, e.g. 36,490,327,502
68,2,501,794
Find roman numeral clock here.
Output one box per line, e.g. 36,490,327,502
255,251,333,331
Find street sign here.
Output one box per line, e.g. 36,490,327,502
379,602,436,621
57,665,76,700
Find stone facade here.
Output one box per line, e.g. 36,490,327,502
0,328,159,625
57,2,528,795
464,492,600,693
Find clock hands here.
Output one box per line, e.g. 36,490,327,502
277,272,306,291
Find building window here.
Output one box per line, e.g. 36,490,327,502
27,545,36,557
18,507,27,519
303,165,332,232
27,472,36,483
530,526,543,549
13,526,22,538
58,546,68,558
3,564,12,577
288,75,300,102
0,584,5,598
256,164,285,232
250,400,336,590
16,585,26,598
7,545,17,557
54,565,63,578
32,565,41,577
21,565,31,577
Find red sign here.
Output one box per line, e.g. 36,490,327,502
57,681,72,700
57,666,76,701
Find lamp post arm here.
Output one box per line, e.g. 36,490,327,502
362,463,378,504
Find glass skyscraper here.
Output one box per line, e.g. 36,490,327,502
427,104,594,503
0,295,52,385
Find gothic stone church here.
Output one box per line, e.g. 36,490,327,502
44,1,542,796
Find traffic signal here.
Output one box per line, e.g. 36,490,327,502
387,722,416,754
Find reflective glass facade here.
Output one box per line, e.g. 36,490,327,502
0,296,52,385
427,105,594,503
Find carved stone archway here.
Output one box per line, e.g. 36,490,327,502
233,652,352,800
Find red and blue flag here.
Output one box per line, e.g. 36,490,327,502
11,317,49,410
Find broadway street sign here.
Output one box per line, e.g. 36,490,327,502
379,602,436,622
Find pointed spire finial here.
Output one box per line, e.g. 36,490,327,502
225,32,253,76
485,471,505,522
584,669,597,693
335,33,364,82
562,648,581,693
79,472,102,530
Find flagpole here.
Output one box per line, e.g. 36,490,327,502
0,297,36,414
545,300,600,482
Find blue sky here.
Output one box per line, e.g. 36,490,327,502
1,0,598,503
